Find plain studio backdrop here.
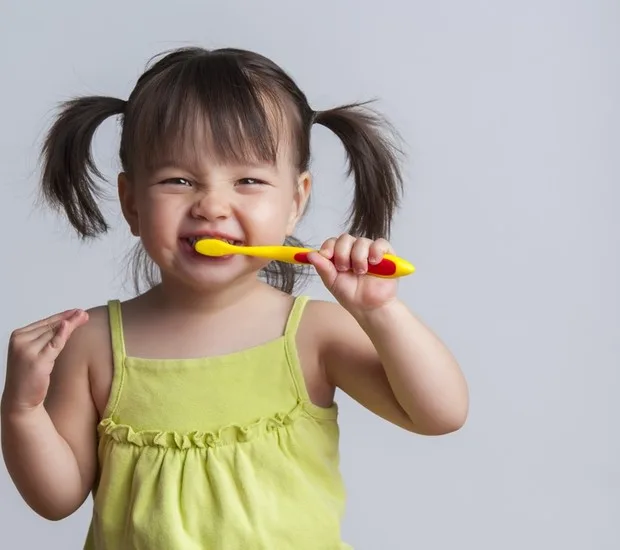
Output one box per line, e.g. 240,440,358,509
0,1,618,549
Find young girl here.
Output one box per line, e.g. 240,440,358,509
1,47,468,549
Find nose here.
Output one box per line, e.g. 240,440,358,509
190,190,232,221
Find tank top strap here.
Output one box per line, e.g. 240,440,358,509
283,295,313,404
102,299,127,419
283,294,310,338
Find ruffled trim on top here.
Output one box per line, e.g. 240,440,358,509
98,401,309,450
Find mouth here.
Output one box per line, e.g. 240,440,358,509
182,234,244,250
180,233,245,264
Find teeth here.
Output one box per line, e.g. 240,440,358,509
188,237,235,246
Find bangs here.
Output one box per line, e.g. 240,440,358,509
124,51,293,174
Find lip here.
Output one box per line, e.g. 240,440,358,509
179,231,244,247
179,238,236,262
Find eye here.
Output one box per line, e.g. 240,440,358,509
161,177,193,186
238,178,267,186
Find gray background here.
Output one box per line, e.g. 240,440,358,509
1,1,618,548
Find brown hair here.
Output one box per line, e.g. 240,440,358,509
40,47,404,294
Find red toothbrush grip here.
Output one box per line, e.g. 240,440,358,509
293,252,396,276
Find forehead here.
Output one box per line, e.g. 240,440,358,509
123,60,301,176
146,113,297,176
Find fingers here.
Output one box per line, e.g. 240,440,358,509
308,248,338,289
317,235,393,275
331,234,356,272
13,309,80,337
350,238,373,274
368,238,392,265
32,310,88,357
24,320,65,343
318,238,337,260
32,319,68,351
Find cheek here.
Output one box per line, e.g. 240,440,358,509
245,194,293,229
138,194,184,240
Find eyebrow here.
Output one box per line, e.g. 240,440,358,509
154,156,276,169
146,158,279,177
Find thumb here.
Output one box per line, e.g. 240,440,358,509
307,251,339,289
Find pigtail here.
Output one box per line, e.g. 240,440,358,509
40,96,126,238
261,236,311,294
313,102,403,239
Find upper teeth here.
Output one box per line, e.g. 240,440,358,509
189,237,234,245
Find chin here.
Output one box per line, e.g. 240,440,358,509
172,259,262,291
147,240,270,292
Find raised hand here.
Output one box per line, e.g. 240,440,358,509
2,309,89,415
307,234,399,315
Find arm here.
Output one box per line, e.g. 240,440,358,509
315,300,468,436
1,311,98,520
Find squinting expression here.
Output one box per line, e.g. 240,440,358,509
120,148,309,289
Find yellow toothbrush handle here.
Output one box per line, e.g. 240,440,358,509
250,245,312,263
246,245,415,278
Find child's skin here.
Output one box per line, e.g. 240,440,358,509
2,127,468,521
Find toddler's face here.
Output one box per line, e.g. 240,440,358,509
118,139,310,291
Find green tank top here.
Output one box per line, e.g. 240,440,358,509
83,295,351,549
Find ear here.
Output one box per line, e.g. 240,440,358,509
286,171,311,235
117,173,140,236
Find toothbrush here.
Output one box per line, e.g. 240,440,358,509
194,239,415,278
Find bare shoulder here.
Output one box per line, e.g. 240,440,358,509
64,304,114,418
83,304,112,337
300,298,415,431
47,304,108,382
293,299,354,409
297,298,377,393
300,299,350,334
296,299,343,361
72,304,111,350
56,304,112,368
300,299,376,362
